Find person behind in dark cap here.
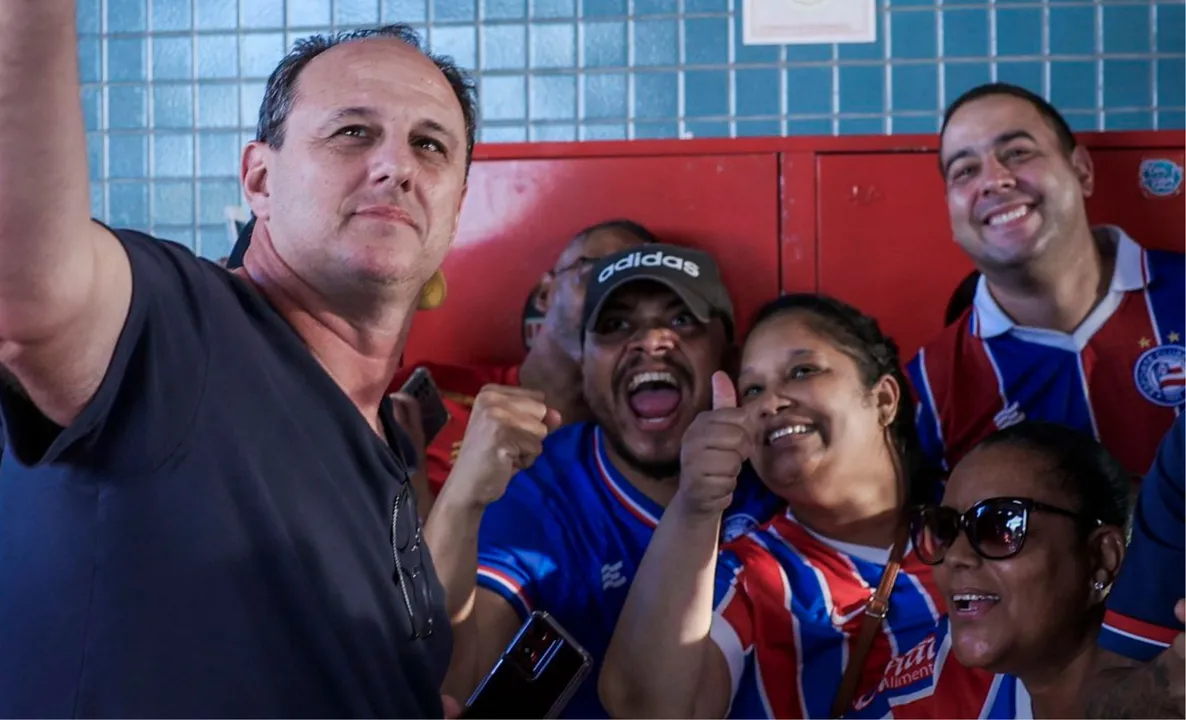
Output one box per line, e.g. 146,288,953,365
425,243,783,718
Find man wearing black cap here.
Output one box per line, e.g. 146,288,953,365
425,244,781,718
390,219,656,516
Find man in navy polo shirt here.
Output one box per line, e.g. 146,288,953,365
0,5,485,717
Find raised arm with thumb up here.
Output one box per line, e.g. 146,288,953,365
673,370,759,517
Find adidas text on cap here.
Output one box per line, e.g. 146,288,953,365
581,243,735,341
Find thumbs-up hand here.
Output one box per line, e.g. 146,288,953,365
674,371,759,518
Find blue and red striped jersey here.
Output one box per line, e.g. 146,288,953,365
910,227,1184,477
709,512,944,719
846,616,1033,719
476,422,783,718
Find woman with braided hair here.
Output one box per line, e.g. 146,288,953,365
599,294,948,719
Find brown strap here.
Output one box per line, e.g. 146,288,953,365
829,521,911,718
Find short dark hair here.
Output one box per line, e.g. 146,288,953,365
571,219,659,247
975,421,1131,531
940,82,1077,157
749,294,936,504
256,24,478,169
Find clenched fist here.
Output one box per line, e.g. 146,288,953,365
448,385,562,508
674,371,759,517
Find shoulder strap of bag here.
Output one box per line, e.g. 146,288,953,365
829,521,911,718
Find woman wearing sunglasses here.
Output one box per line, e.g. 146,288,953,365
850,422,1130,718
599,295,947,719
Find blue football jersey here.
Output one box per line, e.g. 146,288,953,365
476,421,784,719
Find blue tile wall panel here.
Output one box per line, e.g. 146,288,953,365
80,0,1184,250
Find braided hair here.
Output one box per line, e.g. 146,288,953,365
748,294,933,504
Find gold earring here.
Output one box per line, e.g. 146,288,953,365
417,270,447,310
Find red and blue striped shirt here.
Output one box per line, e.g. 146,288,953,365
710,512,944,718
909,227,1184,478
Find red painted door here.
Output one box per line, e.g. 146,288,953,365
815,152,971,361
402,154,782,368
1086,148,1185,252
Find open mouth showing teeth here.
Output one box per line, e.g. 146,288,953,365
628,371,678,393
986,205,1031,226
766,424,815,444
626,371,683,422
952,593,1001,613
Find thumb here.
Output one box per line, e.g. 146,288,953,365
711,371,737,410
545,407,563,432
1175,598,1185,624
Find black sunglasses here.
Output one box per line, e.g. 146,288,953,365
392,481,434,640
909,497,1101,566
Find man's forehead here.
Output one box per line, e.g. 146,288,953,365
292,39,461,122
941,94,1053,155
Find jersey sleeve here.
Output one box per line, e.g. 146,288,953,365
710,547,754,702
906,349,947,474
476,461,566,622
1100,414,1186,661
0,227,209,474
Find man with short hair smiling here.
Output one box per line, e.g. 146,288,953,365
0,4,476,716
425,244,781,717
909,83,1184,480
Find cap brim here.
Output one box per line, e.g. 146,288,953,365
583,272,715,336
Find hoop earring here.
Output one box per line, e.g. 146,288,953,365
418,270,447,310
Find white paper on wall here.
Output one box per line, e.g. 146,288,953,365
742,0,877,46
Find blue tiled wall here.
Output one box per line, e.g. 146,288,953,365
80,0,1185,256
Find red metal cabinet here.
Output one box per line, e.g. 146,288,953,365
813,152,971,361
399,132,1182,370
401,154,781,368
1085,148,1185,251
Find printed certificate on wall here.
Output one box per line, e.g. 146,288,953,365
742,0,877,45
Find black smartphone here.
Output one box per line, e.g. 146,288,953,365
397,366,451,446
461,611,592,719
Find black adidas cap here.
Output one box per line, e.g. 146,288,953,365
581,244,734,341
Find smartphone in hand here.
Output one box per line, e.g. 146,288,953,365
461,611,592,719
397,366,451,446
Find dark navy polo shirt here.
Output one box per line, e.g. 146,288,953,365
0,228,451,717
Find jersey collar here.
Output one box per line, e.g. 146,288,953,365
592,426,662,529
972,225,1147,340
